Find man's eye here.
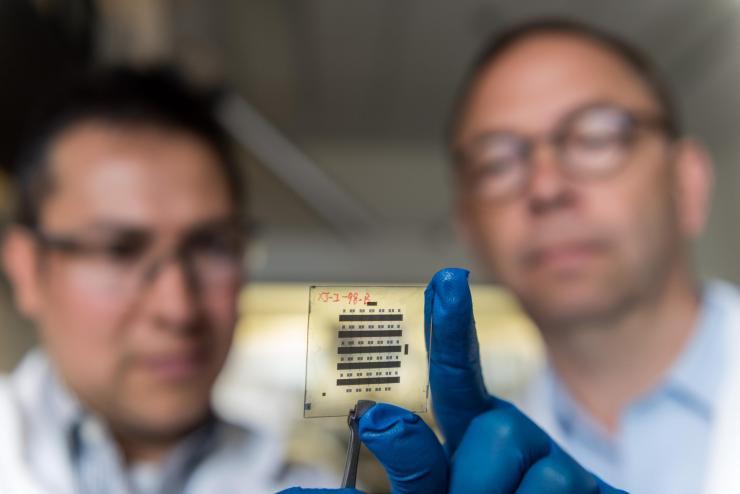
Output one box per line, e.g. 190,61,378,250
102,242,146,261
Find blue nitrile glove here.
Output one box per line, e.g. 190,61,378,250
425,267,627,494
277,403,448,494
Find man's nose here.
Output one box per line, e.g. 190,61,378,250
146,257,199,332
525,142,574,214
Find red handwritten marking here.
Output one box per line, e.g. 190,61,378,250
317,291,374,305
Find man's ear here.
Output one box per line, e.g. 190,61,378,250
2,226,42,319
674,138,713,238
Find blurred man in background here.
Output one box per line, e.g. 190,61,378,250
0,67,334,493
441,19,738,494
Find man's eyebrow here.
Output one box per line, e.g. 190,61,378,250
459,99,631,148
74,215,244,237
82,221,152,235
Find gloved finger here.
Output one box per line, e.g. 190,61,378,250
359,403,448,494
276,489,362,493
448,406,550,494
425,267,492,454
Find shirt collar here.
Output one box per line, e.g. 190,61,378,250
548,280,729,438
12,348,87,441
662,281,729,417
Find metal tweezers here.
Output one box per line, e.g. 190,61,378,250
341,400,376,489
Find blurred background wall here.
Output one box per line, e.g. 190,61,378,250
1,0,740,490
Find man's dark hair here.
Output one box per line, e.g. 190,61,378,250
12,66,245,228
448,18,681,144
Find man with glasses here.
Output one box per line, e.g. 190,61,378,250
0,67,343,493
426,18,737,494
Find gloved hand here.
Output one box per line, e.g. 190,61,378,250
281,267,627,494
426,267,626,493
277,403,448,494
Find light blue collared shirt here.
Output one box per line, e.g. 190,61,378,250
535,281,732,494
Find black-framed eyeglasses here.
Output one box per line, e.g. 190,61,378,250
29,219,250,295
454,102,677,202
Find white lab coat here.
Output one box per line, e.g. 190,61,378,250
0,375,44,494
0,352,333,494
515,281,740,494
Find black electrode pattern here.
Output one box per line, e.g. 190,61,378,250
336,306,404,391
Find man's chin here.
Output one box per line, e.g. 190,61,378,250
115,395,213,439
518,280,632,329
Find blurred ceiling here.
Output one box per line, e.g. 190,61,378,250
7,0,740,283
